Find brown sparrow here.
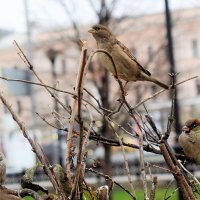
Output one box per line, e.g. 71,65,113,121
0,152,6,185
179,119,200,164
88,24,169,89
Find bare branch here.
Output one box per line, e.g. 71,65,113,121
138,132,149,200
160,143,196,200
35,112,67,131
150,176,158,200
0,93,66,200
86,168,136,200
134,75,198,109
13,40,71,114
70,42,88,199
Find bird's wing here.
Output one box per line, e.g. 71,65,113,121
116,40,151,76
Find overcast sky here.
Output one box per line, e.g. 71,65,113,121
0,0,200,33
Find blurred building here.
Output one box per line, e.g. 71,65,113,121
0,7,200,170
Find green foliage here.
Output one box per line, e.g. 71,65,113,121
83,188,98,200
22,196,34,200
113,188,179,200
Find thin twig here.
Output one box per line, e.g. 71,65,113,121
164,187,179,200
151,164,174,173
35,112,66,131
164,73,176,140
163,179,175,200
0,93,66,200
89,134,161,154
0,75,122,120
13,40,71,114
84,88,114,114
0,76,74,95
178,160,200,185
147,162,158,200
86,168,136,200
82,105,95,156
109,124,136,198
150,176,158,200
134,75,198,109
138,132,149,200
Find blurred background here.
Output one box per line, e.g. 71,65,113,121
0,0,200,199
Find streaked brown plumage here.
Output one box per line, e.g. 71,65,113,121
179,119,200,164
88,24,169,89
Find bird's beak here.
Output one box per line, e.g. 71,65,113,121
182,126,190,133
88,28,96,34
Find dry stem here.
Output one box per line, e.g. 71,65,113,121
0,93,66,200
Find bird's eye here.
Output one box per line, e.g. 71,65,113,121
191,122,198,129
95,27,100,31
193,123,197,128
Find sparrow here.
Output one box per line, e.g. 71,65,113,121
88,24,169,89
179,119,200,164
0,152,6,185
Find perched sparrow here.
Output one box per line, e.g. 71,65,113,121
0,152,6,185
179,119,200,164
88,24,169,89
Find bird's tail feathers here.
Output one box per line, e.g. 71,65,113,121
147,77,169,90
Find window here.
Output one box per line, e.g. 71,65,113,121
192,39,199,57
2,68,30,96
